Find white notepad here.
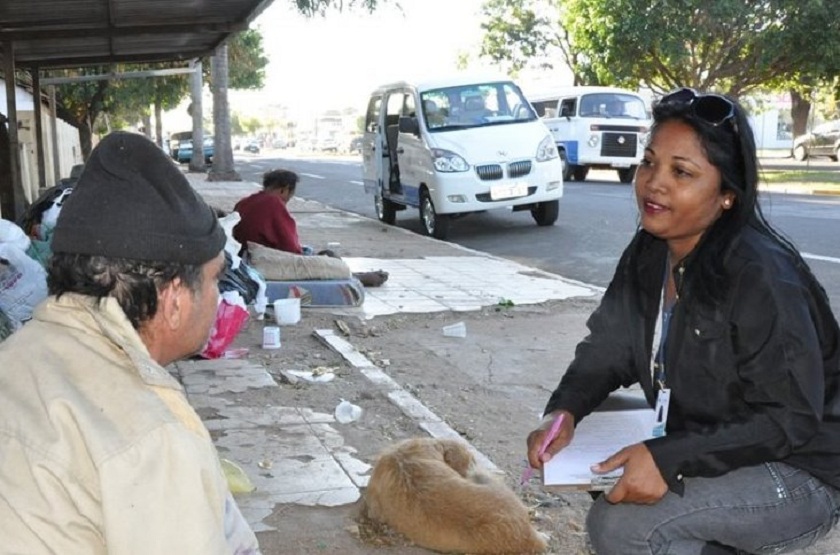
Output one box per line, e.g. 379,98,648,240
542,409,656,491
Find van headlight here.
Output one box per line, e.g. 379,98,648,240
432,149,469,172
536,135,559,162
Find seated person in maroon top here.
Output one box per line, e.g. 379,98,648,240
233,169,303,255
233,168,388,286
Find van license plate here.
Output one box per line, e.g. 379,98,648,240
490,182,528,200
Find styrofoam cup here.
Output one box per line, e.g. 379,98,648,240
273,298,301,326
262,326,281,349
442,322,467,338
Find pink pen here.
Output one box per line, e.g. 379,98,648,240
520,413,566,485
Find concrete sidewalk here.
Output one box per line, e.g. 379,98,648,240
184,174,840,554
184,175,600,524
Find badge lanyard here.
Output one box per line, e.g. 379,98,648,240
650,273,672,438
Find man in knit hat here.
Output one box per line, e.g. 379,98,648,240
0,132,260,554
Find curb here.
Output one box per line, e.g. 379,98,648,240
314,328,502,475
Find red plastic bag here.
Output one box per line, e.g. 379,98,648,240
200,296,249,359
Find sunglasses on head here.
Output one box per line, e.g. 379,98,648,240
660,87,736,127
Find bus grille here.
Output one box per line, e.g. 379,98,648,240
601,133,637,157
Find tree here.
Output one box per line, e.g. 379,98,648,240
480,0,840,130
208,45,238,181
291,0,379,16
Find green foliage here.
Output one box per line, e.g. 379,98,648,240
292,0,380,16
479,0,840,97
480,0,559,72
214,29,268,90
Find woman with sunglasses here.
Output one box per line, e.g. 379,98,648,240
526,89,840,554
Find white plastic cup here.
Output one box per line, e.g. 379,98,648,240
442,322,467,338
335,399,363,424
262,326,281,349
273,298,301,326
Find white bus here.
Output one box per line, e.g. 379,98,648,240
528,86,651,183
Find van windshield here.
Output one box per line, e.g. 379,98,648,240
578,93,647,119
420,81,537,132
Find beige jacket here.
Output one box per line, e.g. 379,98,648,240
0,294,259,554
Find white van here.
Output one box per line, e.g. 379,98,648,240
362,76,564,239
528,86,651,183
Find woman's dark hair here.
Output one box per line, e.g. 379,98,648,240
649,93,810,306
47,253,204,330
263,169,299,194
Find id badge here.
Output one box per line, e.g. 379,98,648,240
652,388,670,438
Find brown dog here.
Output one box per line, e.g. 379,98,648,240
364,437,548,554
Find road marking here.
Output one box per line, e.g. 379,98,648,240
301,172,325,180
349,180,363,186
803,252,840,265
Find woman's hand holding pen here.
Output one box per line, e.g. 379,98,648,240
525,410,575,470
592,442,668,504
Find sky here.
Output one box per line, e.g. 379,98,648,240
238,0,491,116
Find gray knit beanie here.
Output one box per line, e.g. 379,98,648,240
52,132,225,265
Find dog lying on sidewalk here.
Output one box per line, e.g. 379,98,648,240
363,437,548,554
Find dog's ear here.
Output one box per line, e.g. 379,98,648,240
441,440,475,477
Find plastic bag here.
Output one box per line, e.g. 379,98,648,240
0,244,48,323
41,188,73,229
0,220,30,252
220,458,255,494
219,251,261,305
200,291,250,359
219,211,243,267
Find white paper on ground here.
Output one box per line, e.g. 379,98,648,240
542,409,656,488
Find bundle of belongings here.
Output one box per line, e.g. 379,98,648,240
0,220,49,343
246,241,366,307
0,173,78,343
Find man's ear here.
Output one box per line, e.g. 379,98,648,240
158,278,185,330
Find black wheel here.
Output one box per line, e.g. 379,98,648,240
419,190,450,240
374,193,397,225
617,165,637,184
793,144,807,161
531,200,559,226
573,166,589,182
560,150,573,182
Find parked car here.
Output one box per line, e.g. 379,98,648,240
244,141,261,154
792,120,840,161
317,138,339,153
348,136,363,154
176,136,213,164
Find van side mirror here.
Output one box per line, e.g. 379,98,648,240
398,115,419,136
560,105,573,119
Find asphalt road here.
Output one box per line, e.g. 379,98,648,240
232,150,840,308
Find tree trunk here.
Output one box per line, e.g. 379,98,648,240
141,112,152,139
189,60,206,173
208,43,240,182
78,123,94,162
154,96,164,148
0,120,13,220
790,89,812,139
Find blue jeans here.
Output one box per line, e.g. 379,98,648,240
587,463,840,555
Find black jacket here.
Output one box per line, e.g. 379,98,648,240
545,225,840,490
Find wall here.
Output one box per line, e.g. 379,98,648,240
1,79,82,206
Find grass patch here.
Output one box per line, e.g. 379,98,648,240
762,170,840,184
